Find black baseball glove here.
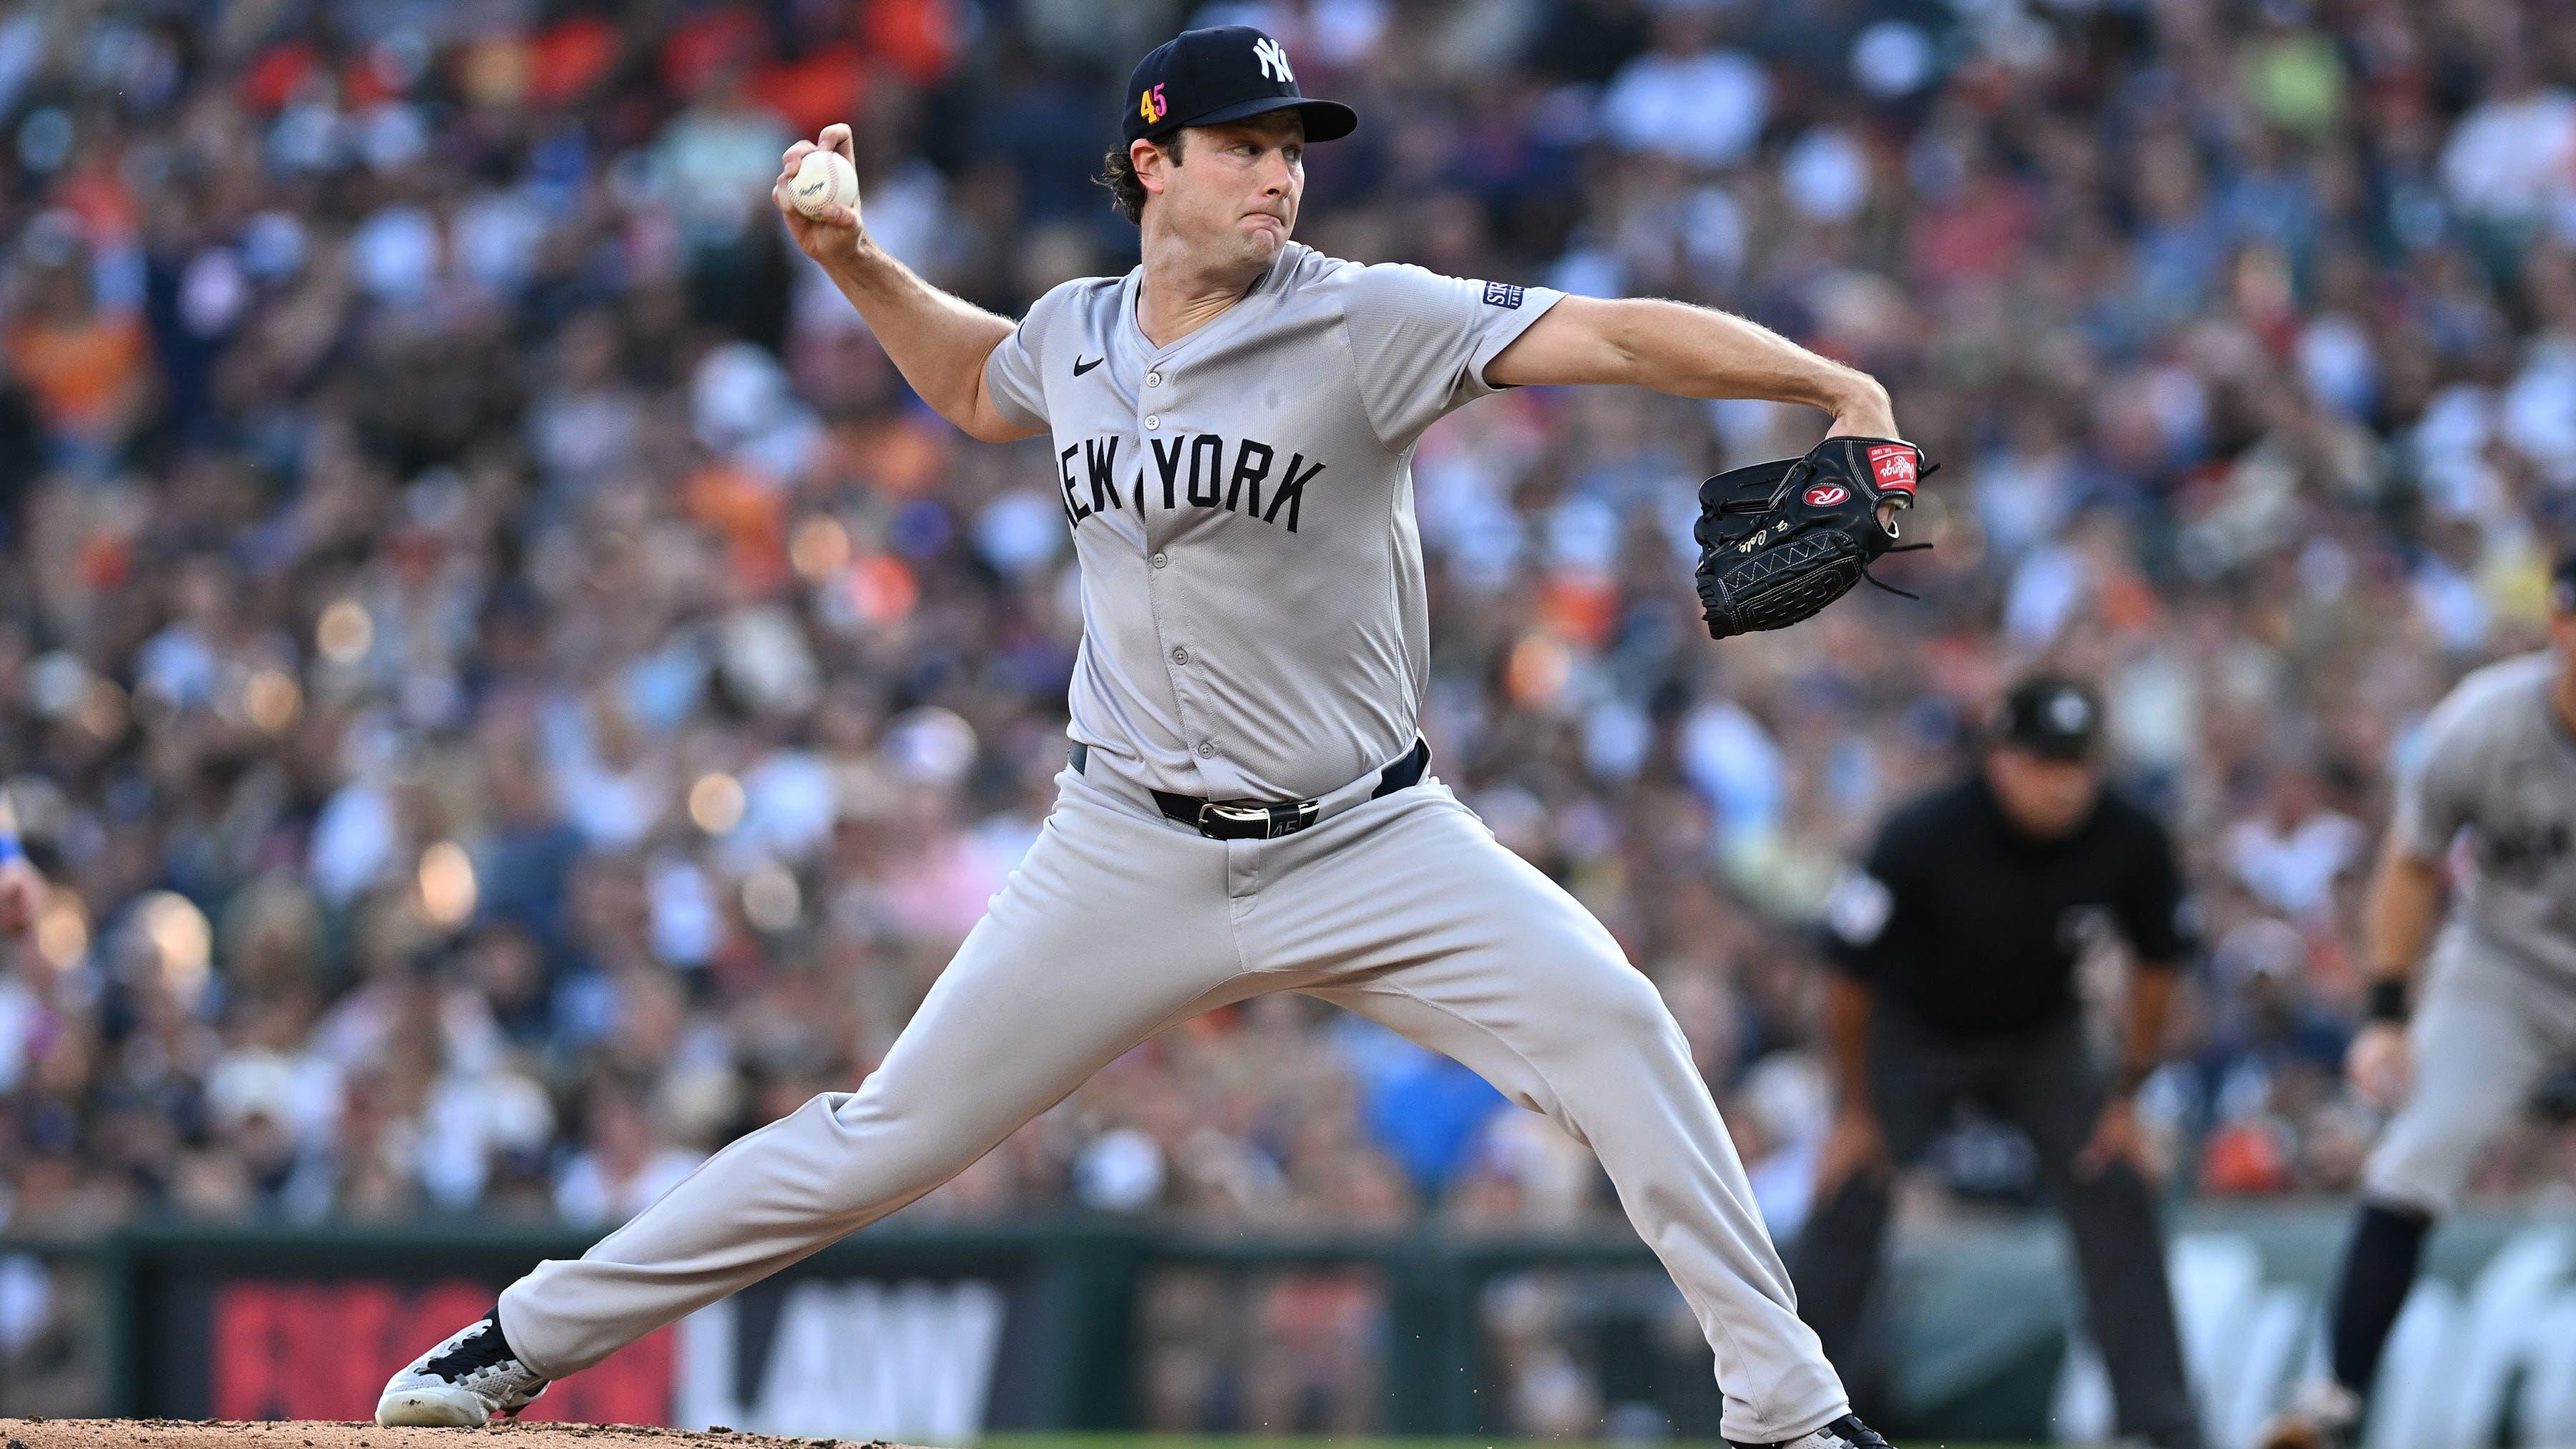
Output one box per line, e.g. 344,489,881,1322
1692,436,1933,639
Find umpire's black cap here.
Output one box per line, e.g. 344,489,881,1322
1996,675,2104,762
1122,27,1357,146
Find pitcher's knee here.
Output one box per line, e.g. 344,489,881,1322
1526,970,1702,1108
811,1091,983,1206
819,1138,972,1211
1544,949,1669,1033
1582,968,1697,1065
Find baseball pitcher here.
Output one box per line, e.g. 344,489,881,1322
378,29,1909,1449
2263,551,2576,1449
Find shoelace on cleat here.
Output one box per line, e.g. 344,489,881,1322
1823,1415,1893,1449
423,1315,519,1383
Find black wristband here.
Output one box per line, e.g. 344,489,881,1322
2366,977,2409,1024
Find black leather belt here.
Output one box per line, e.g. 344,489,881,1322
1070,738,1431,840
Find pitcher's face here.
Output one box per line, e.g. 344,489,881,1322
1138,113,1304,270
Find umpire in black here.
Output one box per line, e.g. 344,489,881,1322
1790,675,2201,1449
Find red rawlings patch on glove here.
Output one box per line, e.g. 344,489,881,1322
1866,444,1918,494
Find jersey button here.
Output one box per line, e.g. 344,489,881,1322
1150,551,1169,569
1143,415,1161,431
1171,647,1188,665
1196,741,1217,758
1145,371,1162,388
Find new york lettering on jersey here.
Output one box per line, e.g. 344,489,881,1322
979,243,1568,801
1051,432,1325,532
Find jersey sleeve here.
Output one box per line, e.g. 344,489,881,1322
2112,810,2195,965
1340,263,1566,446
981,286,1064,432
2391,685,2490,861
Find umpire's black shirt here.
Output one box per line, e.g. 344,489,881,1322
1824,773,2193,1038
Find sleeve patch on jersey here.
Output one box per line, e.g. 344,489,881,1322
1482,281,1524,310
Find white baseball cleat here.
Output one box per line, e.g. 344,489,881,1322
2258,1380,2360,1449
375,1308,550,1427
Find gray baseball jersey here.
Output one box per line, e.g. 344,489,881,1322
981,243,1566,801
2366,650,2576,1211
2391,650,2576,981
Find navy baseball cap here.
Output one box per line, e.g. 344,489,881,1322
1996,675,2103,762
1122,26,1357,146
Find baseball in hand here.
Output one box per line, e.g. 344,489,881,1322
790,150,859,219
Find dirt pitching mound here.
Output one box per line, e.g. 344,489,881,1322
0,1422,908,1449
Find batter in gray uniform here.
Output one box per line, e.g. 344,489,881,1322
2264,552,2576,1449
377,29,1904,1448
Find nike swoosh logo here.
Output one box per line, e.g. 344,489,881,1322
1073,356,1103,376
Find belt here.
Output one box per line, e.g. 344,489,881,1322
1070,738,1431,840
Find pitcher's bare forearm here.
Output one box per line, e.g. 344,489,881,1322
774,124,1037,444
1490,296,1896,438
822,244,1035,442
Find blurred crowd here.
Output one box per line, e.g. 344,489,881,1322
1,0,2575,1427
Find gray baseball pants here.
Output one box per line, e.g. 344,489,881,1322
497,758,1849,1443
2363,928,2576,1214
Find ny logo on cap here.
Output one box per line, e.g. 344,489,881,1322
1253,36,1294,83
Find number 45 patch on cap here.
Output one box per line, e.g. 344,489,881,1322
1482,281,1523,310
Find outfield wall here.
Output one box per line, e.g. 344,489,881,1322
10,1206,2575,1445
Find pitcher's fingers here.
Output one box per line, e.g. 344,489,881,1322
779,140,817,176
819,122,854,161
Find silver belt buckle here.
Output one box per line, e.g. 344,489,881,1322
1199,799,1321,839
1200,801,1271,835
